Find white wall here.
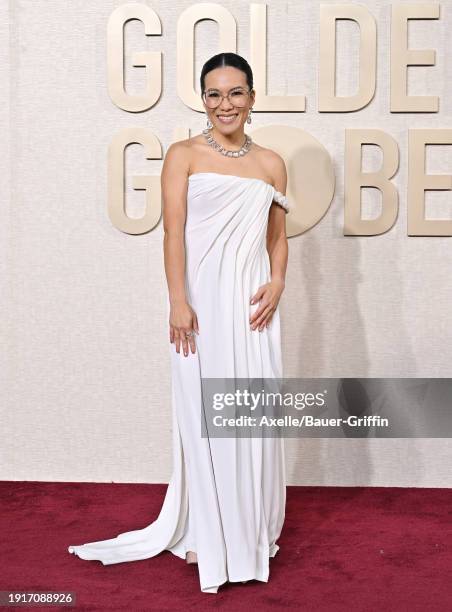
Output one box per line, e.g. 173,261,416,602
2,0,451,486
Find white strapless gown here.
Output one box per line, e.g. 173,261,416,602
68,172,291,594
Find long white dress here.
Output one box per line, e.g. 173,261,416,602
68,171,291,594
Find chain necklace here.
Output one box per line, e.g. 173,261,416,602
202,127,252,157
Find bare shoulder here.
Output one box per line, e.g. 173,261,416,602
257,146,287,191
164,138,191,160
164,139,186,157
164,134,206,170
161,138,192,181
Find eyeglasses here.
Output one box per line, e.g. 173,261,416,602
202,87,251,109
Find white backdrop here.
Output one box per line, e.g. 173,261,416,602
2,0,451,486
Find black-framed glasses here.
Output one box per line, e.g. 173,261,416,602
202,87,251,109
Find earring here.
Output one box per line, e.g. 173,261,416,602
206,114,213,129
246,108,253,124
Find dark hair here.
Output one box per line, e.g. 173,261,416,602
200,52,254,93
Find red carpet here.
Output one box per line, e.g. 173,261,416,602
1,482,450,610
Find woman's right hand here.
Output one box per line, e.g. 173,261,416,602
169,300,199,356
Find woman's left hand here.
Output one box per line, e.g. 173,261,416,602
249,279,285,331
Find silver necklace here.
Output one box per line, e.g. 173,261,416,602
202,127,252,157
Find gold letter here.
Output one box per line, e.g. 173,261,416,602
177,4,236,111
345,129,399,235
391,3,440,112
107,3,162,112
408,129,452,236
319,4,376,111
250,3,305,111
108,128,162,233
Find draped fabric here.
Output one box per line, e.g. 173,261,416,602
68,172,289,594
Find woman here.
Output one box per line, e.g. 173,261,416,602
68,52,290,594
